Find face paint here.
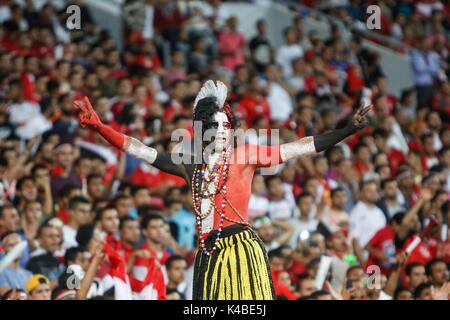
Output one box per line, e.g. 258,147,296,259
205,112,231,151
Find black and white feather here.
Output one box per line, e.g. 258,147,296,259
193,80,228,111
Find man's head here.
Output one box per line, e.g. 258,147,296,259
115,195,134,218
296,192,314,217
309,290,332,300
26,274,51,300
381,178,398,200
414,282,433,300
326,230,348,253
131,185,151,207
330,187,346,211
0,205,20,235
64,246,89,271
355,144,371,164
297,274,317,298
303,177,319,199
69,196,92,228
406,263,427,290
283,27,297,45
119,217,140,246
254,216,274,244
87,174,104,200
394,287,413,300
251,174,266,195
193,90,235,153
53,143,75,170
37,224,61,254
313,156,328,178
58,185,81,206
166,255,187,286
268,248,285,271
360,180,379,204
23,200,43,226
426,259,449,287
141,213,165,245
95,206,119,234
16,176,38,202
256,18,266,35
266,176,285,200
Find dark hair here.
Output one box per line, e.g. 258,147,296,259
268,248,284,261
309,290,329,300
87,173,102,185
380,178,396,190
68,196,91,211
413,282,432,299
64,246,84,266
330,187,344,198
265,175,281,187
58,185,80,200
131,185,149,197
16,175,34,191
393,287,411,300
76,224,96,249
94,206,117,222
166,255,186,270
0,204,16,219
140,213,164,230
345,265,363,277
295,192,313,204
193,96,236,129
406,262,424,276
36,223,55,238
119,216,136,230
425,258,446,276
390,212,405,225
136,205,162,218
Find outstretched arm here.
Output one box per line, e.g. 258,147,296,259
280,105,372,162
74,96,188,180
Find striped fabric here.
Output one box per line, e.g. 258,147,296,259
193,226,275,300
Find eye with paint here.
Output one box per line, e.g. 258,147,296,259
204,121,232,130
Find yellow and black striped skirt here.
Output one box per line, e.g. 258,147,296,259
193,224,275,300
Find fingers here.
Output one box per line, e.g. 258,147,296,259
360,104,372,117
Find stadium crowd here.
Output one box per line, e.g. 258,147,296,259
0,0,449,300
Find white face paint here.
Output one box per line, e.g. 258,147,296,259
211,111,231,151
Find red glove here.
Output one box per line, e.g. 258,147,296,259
74,96,126,150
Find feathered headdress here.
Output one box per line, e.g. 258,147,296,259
193,80,228,111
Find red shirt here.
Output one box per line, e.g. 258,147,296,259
365,225,396,276
237,95,271,127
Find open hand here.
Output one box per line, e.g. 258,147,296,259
73,96,102,129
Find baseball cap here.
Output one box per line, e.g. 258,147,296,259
25,274,50,293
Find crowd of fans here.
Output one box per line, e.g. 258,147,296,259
0,0,449,300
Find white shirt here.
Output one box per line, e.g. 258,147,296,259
63,225,78,249
349,201,386,248
268,198,297,221
276,44,304,78
267,82,293,121
248,194,269,219
8,101,52,139
289,218,319,248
